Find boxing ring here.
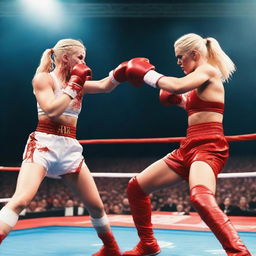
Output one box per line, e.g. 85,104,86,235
0,133,256,256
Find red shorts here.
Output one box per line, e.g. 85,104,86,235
163,122,229,181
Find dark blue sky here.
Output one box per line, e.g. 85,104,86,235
0,2,255,165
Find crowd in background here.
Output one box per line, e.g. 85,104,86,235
0,155,256,217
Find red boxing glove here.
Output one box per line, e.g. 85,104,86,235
64,64,92,99
69,63,92,85
159,89,182,106
126,57,155,87
109,61,128,85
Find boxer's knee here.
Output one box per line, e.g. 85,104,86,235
127,176,147,198
87,202,105,219
190,184,215,211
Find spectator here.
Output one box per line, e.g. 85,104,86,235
238,196,250,215
220,197,240,216
235,196,256,216
249,195,256,210
35,199,47,212
175,204,188,215
160,197,177,212
26,201,38,213
109,204,122,214
122,198,131,214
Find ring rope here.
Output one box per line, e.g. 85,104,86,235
0,170,255,178
78,133,256,144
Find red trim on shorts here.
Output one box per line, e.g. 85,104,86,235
75,158,84,173
24,132,37,162
186,122,224,137
36,120,76,139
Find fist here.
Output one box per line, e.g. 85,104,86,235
126,57,155,87
112,61,128,83
159,89,182,106
70,64,92,86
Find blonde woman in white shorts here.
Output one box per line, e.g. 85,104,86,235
0,38,128,256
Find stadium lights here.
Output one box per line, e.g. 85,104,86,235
20,0,64,29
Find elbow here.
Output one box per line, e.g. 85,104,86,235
46,112,59,119
45,109,62,119
172,88,184,94
168,83,186,94
164,86,183,95
170,81,184,94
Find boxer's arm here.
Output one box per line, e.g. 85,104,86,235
83,61,128,94
126,58,215,94
148,65,215,94
159,89,187,109
33,73,72,118
34,64,92,118
83,78,118,94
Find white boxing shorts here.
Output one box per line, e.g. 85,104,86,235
22,131,85,179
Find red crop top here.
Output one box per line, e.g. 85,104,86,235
186,90,224,116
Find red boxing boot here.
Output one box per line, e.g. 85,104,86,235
190,185,252,256
123,240,160,256
92,231,121,256
122,177,160,256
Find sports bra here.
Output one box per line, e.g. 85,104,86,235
186,90,224,116
37,72,82,118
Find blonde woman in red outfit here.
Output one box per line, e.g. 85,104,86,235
0,38,127,256
121,33,252,256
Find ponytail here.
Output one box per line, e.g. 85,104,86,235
35,48,54,74
175,33,236,83
34,39,85,77
206,38,236,82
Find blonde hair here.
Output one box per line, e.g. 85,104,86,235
174,33,236,82
35,39,85,74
